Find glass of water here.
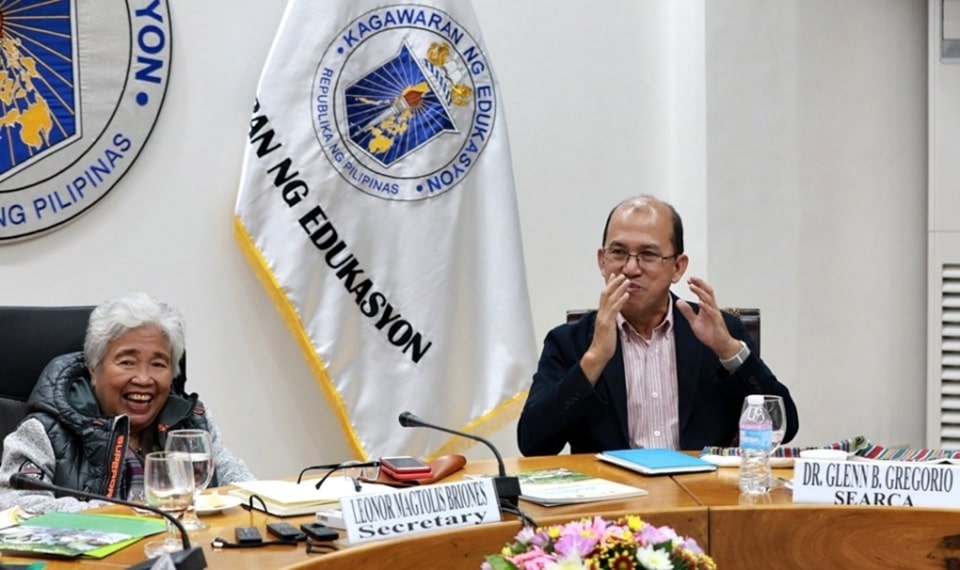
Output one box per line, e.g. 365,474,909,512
763,395,787,453
759,395,787,489
164,429,214,531
142,451,195,557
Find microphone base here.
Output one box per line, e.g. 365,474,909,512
494,475,522,506
127,546,207,570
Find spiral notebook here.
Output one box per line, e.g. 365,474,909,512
596,448,718,476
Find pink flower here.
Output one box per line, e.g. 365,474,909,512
636,523,677,546
507,547,556,570
484,515,715,570
529,528,554,549
515,526,537,544
676,536,706,555
553,517,605,558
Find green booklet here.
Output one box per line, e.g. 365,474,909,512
515,467,648,506
0,512,165,559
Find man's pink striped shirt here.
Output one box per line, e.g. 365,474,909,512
618,306,680,449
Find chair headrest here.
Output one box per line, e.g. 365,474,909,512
0,305,188,400
0,306,94,401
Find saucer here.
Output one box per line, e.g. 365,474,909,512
700,454,794,468
194,493,243,515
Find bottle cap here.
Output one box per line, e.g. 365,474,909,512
746,394,763,405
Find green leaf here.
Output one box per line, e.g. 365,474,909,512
484,555,519,570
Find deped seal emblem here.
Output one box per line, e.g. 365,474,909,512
313,5,495,201
0,0,171,242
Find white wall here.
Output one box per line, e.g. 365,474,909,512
929,0,960,447
0,0,928,478
705,1,928,448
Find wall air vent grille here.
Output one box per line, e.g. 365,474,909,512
941,265,960,443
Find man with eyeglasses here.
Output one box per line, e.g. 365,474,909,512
517,195,799,455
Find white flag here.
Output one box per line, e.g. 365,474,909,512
234,0,536,459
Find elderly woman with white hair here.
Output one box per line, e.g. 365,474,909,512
0,293,253,512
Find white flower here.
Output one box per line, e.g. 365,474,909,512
547,555,589,570
636,545,674,570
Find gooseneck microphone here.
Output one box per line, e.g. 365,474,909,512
9,473,206,570
398,411,521,506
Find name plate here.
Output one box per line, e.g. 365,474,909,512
340,477,500,544
793,458,960,507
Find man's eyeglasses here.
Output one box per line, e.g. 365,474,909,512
296,461,381,491
603,247,677,267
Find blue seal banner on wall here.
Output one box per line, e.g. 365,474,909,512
314,6,495,200
0,0,171,242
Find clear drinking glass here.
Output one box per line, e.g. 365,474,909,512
762,395,787,453
758,395,787,489
740,394,786,451
141,451,195,558
164,429,214,531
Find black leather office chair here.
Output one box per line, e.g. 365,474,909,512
0,305,187,455
565,307,761,357
0,305,94,453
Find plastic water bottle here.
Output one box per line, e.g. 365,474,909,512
739,394,772,495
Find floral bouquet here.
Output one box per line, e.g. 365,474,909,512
483,515,716,570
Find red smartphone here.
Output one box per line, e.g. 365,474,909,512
380,456,432,480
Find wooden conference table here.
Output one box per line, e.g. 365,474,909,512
4,454,960,569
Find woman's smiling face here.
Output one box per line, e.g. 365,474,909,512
90,324,173,434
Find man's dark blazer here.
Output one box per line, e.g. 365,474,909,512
517,296,799,456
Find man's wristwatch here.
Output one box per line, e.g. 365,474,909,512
720,340,750,371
